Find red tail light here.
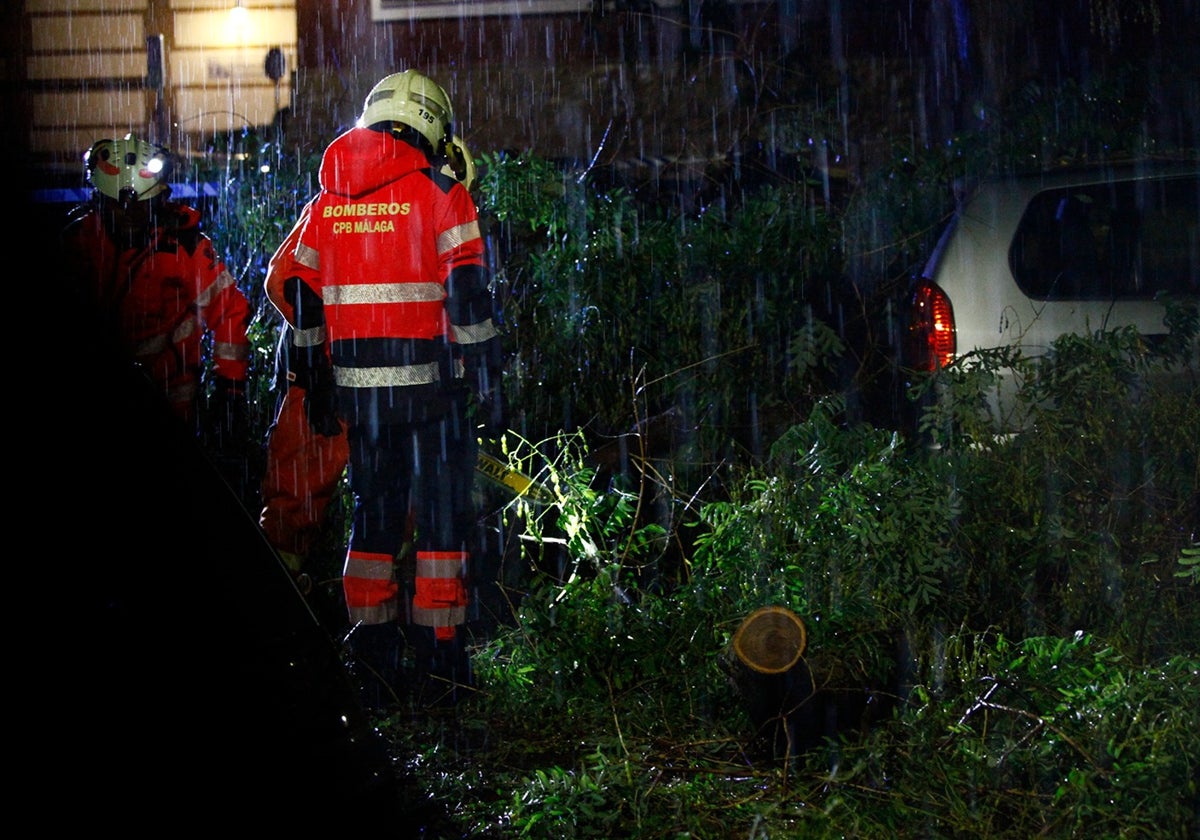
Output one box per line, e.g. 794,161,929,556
907,279,956,371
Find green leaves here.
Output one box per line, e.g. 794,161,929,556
1177,544,1200,583
902,632,1200,837
190,97,1199,840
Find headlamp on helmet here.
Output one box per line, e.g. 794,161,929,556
85,135,174,203
359,70,454,154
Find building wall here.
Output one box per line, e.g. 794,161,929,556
23,0,298,179
18,0,808,182
289,0,786,164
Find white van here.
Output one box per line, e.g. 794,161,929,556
901,160,1199,432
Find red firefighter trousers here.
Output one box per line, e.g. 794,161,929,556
259,383,349,568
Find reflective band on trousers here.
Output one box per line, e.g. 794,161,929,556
345,551,396,581
344,550,400,625
415,551,467,579
412,551,468,629
335,362,440,388
411,600,467,628
349,602,400,625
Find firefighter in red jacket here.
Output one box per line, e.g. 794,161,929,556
265,71,504,708
63,135,252,454
258,138,479,597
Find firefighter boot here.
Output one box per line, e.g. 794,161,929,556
412,625,472,708
348,621,404,711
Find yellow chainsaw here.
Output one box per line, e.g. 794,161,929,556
475,449,554,505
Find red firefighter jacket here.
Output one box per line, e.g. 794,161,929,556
265,126,500,424
64,200,252,423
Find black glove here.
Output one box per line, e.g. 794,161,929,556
281,279,340,436
467,364,507,440
302,360,342,437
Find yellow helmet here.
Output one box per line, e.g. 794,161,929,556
85,135,173,202
441,135,477,191
359,70,454,152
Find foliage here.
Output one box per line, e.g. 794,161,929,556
689,396,962,688
395,308,1198,837
474,429,731,725
478,149,849,479
1178,544,1200,583
909,310,1200,657
183,67,1199,837
883,632,1200,838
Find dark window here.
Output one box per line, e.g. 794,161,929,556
1009,175,1198,300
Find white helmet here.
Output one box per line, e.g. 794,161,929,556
441,135,477,191
85,135,173,202
359,70,454,152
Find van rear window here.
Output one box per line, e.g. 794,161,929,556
1008,175,1198,300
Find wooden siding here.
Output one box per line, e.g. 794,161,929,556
22,0,298,179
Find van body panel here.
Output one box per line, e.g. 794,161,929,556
909,160,1199,435
930,164,1199,361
